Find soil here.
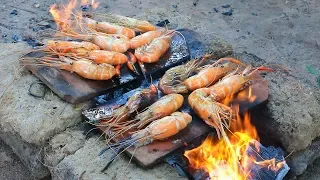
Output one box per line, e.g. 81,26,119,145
0,0,319,179
0,139,33,180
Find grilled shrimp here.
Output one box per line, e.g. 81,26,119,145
184,58,246,91
105,93,184,141
208,65,269,102
134,31,174,63
99,84,158,126
54,50,138,74
85,33,130,53
188,88,232,140
82,50,128,65
94,13,156,32
84,17,136,39
57,31,130,53
99,112,192,169
129,29,166,49
158,54,212,94
21,56,117,80
134,93,184,129
188,65,272,138
46,40,100,56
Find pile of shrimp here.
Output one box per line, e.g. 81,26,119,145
20,1,178,81
24,1,278,170
96,85,192,170
99,91,188,145
97,56,274,169
157,54,275,154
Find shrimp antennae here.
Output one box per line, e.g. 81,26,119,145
101,130,166,171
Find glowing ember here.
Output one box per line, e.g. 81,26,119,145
184,90,286,180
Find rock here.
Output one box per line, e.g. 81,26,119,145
208,37,233,58
28,81,47,98
12,34,22,42
44,127,86,167
230,52,320,154
287,138,320,177
34,3,40,8
0,151,12,167
228,52,320,177
0,43,86,178
222,4,231,8
262,71,320,152
10,10,18,15
297,157,320,180
221,9,233,16
45,128,185,180
0,139,33,180
37,21,50,27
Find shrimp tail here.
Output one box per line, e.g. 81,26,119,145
115,64,122,76
126,52,140,75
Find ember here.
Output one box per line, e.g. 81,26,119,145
184,98,289,180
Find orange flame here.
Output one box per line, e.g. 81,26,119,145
221,87,257,106
184,88,285,179
49,0,77,31
49,0,100,31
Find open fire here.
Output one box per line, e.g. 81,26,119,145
184,89,288,180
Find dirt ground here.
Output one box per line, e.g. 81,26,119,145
0,140,33,180
0,0,320,179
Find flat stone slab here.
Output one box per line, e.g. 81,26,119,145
0,43,86,178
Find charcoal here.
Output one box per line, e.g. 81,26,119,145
10,10,18,15
222,4,231,8
222,9,233,16
156,19,170,27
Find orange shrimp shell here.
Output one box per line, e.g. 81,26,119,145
129,29,165,49
70,61,116,80
147,112,192,140
134,36,171,63
87,50,128,65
